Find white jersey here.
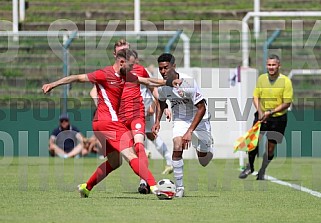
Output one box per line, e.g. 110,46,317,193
141,68,156,116
176,72,192,79
158,78,210,122
141,84,154,115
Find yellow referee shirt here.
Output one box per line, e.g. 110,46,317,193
253,73,293,117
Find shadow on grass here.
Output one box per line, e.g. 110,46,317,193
96,191,221,199
102,196,147,200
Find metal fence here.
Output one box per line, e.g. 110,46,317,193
1,27,321,109
0,30,189,109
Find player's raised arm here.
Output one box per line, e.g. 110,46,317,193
137,76,182,87
42,74,89,94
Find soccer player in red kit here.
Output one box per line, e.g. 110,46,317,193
90,41,158,194
42,49,180,197
118,50,154,194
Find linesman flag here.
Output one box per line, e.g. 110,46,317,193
234,121,261,152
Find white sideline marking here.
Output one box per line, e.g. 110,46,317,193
252,171,321,198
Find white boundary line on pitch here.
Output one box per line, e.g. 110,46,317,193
252,171,321,198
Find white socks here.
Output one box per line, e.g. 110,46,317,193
140,179,147,185
154,136,172,166
172,159,184,188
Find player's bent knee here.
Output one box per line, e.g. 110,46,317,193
106,152,123,169
173,144,183,152
121,147,138,162
134,134,145,143
108,156,123,169
110,161,122,170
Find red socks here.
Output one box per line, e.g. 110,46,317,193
86,143,156,190
86,160,114,190
134,142,149,167
129,158,156,186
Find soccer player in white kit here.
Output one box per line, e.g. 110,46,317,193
142,74,173,175
152,53,214,198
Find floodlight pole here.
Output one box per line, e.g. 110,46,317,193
180,33,190,68
19,0,25,22
62,31,77,114
134,0,141,32
12,0,19,41
254,0,260,39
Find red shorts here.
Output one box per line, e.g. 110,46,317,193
92,120,134,156
122,117,146,137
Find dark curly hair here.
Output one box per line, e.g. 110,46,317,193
157,53,175,65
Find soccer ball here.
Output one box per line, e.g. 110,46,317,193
156,179,176,200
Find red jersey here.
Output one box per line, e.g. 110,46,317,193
87,66,138,122
118,64,150,122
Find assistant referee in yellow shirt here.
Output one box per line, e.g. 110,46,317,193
239,54,293,180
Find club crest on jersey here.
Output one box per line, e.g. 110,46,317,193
135,123,142,130
177,89,185,97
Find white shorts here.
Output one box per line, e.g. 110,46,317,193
173,119,214,153
145,114,155,133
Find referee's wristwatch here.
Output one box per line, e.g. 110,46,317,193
268,109,275,115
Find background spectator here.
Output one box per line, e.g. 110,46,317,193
49,113,84,158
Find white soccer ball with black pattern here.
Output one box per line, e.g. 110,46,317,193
156,179,176,200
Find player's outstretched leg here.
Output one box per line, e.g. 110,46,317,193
78,183,90,198
77,151,121,198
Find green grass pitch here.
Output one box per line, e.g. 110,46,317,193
1,157,321,222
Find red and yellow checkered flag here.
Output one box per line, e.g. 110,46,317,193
234,121,261,153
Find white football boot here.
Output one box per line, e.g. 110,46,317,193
175,187,185,198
